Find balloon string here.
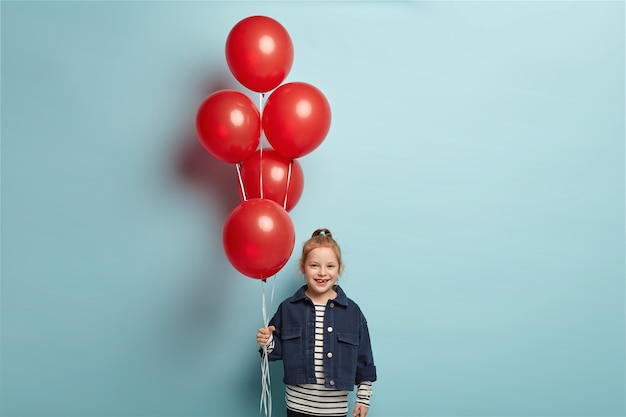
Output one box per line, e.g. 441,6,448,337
259,93,265,200
236,163,247,201
260,148,264,200
260,277,276,417
283,160,293,210
261,275,276,326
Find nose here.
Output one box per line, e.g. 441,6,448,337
317,267,327,276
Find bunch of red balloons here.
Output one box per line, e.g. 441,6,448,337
195,16,332,280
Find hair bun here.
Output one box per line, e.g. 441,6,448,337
312,228,332,238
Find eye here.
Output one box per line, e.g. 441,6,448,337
327,265,335,269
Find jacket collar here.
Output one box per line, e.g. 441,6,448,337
289,284,349,307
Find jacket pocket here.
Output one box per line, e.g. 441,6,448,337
337,332,359,380
281,327,304,376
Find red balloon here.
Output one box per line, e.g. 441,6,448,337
222,199,295,279
262,82,331,159
239,148,304,212
196,90,260,163
225,16,294,93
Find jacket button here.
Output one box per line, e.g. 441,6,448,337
327,352,333,358
330,302,335,308
327,326,333,333
329,380,335,386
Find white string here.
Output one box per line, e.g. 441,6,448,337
236,163,247,201
258,92,275,417
283,160,293,210
259,93,265,199
260,149,264,199
260,276,276,417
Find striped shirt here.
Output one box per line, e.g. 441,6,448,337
283,304,372,416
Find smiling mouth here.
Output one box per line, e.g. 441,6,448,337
314,278,330,284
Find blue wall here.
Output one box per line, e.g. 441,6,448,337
1,1,624,416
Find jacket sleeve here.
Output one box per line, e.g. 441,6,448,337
355,310,377,384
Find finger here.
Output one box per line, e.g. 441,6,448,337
353,404,367,417
268,325,276,332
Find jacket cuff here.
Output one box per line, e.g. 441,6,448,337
356,365,377,384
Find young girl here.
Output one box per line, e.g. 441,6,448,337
257,229,377,417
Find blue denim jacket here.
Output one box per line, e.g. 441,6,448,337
265,285,377,391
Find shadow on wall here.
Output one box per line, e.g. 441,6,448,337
154,69,254,371
154,70,288,415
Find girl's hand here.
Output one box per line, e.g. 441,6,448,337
256,326,275,347
353,404,369,417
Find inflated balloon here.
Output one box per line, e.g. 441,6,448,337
223,198,296,279
239,148,304,212
196,90,260,163
225,16,294,93
262,82,331,159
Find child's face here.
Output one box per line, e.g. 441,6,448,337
302,246,340,298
